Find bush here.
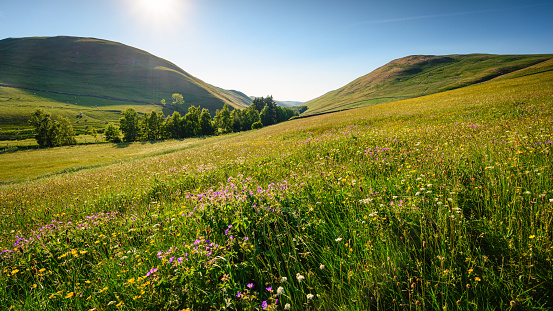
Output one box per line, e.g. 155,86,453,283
251,121,263,130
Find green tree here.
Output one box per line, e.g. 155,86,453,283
104,124,121,143
184,105,201,137
119,108,141,142
260,104,272,126
28,109,75,148
141,110,164,141
251,121,263,130
172,93,185,106
241,105,261,131
57,116,76,146
231,109,242,132
165,111,183,139
215,103,232,134
200,108,215,136
89,128,98,141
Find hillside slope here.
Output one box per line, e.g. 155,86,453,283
302,53,553,115
0,36,249,111
0,36,249,139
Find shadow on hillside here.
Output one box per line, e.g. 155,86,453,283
112,142,131,148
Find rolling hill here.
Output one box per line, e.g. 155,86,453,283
0,36,249,139
302,53,553,115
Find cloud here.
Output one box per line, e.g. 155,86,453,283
351,3,551,26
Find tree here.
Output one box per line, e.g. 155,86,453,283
165,111,183,139
104,124,121,142
252,97,265,112
57,116,76,146
172,93,185,106
260,104,273,126
241,105,261,131
219,104,232,133
184,105,201,137
28,109,75,148
119,108,140,142
251,121,263,130
89,128,98,141
232,109,242,132
200,108,215,136
142,110,164,141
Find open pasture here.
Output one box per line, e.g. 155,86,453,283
1,70,552,310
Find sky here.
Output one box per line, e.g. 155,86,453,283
1,0,552,102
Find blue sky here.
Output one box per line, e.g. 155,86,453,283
1,0,552,102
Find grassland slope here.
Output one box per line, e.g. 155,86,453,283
0,36,250,139
302,53,553,115
1,63,552,309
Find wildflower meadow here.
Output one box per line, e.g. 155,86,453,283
1,68,553,310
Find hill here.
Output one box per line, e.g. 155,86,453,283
0,36,249,139
302,53,553,115
1,60,552,309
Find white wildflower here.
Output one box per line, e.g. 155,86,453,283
284,303,291,310
335,237,342,242
277,286,285,295
296,273,305,282
307,293,314,300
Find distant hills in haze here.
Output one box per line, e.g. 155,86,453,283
302,53,553,115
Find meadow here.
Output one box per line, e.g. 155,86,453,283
0,68,552,310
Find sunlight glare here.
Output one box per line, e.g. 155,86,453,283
126,0,188,32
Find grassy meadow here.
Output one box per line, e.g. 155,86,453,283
303,54,553,115
1,68,553,310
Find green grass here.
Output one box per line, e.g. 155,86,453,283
0,67,552,310
0,36,249,140
303,53,553,115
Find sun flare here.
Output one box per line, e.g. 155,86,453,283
127,0,188,31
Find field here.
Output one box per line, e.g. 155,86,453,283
1,68,552,310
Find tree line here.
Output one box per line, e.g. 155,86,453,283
29,95,298,147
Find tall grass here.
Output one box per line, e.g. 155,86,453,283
0,70,552,310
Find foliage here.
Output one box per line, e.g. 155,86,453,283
119,108,141,142
214,104,233,134
200,108,215,136
251,121,263,129
28,109,76,148
172,93,185,106
103,124,121,143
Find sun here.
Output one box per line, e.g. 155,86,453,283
127,0,188,31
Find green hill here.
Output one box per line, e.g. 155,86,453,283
0,36,248,139
302,53,553,115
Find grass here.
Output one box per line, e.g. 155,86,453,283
303,53,553,115
0,36,249,140
0,67,552,310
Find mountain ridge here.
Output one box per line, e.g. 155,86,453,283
302,53,553,115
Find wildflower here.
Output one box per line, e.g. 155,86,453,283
320,264,325,270
529,235,536,239
307,293,314,300
277,286,285,295
266,286,273,291
236,292,241,298
474,277,481,282
335,237,342,242
38,268,46,273
262,301,268,309
145,268,158,277
284,303,291,310
296,273,305,282
247,283,254,289
281,276,287,282
65,292,74,299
